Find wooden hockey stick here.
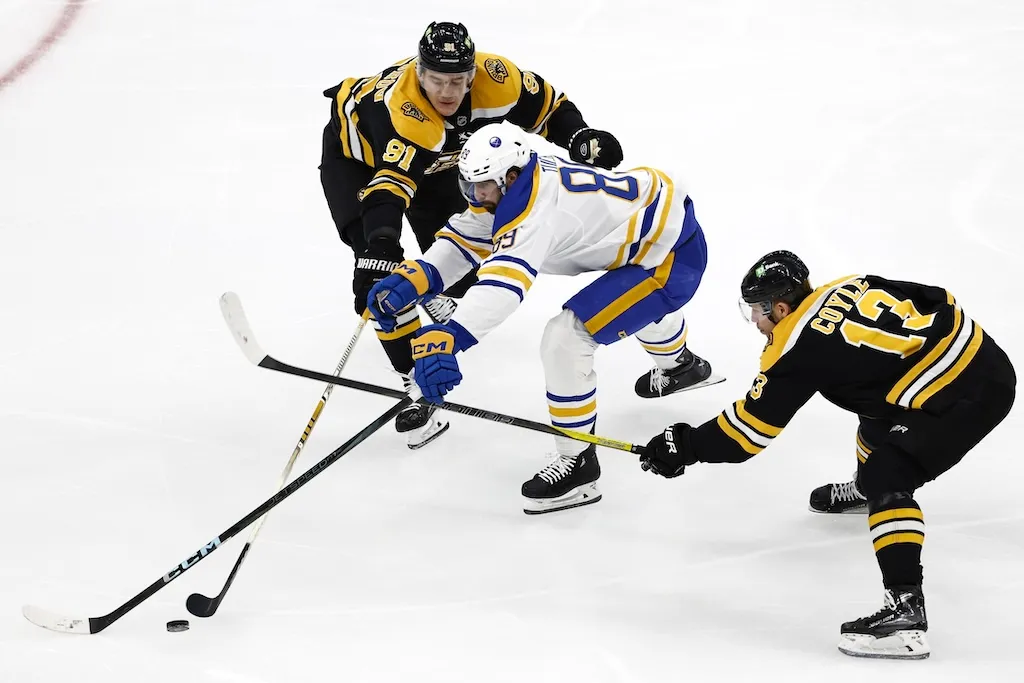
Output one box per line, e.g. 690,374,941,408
185,311,370,618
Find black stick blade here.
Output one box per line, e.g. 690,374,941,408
185,592,220,618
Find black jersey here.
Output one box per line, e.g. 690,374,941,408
691,274,987,463
324,53,583,212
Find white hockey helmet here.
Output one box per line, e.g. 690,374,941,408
458,122,532,200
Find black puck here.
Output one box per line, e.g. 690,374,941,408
166,619,190,632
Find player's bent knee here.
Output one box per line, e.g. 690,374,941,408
540,310,596,372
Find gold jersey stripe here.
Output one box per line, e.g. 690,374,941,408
437,232,491,260
873,531,925,552
493,163,542,241
910,324,984,409
375,317,421,341
735,399,784,437
583,279,660,337
886,307,963,406
716,413,763,455
632,170,676,265
373,168,418,194
478,265,534,291
360,182,412,208
869,507,924,526
548,400,597,418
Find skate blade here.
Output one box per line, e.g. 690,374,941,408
808,504,868,515
675,373,726,393
407,420,450,450
640,373,727,399
838,631,930,660
523,482,601,515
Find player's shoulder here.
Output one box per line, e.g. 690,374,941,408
380,63,446,152
759,274,864,372
471,52,524,111
492,153,552,240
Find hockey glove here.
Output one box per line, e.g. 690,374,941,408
411,325,462,404
353,237,404,315
568,127,623,170
640,423,698,478
367,259,443,332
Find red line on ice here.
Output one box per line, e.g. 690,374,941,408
0,0,85,91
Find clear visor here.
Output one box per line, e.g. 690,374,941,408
417,65,476,92
458,176,500,204
738,297,772,324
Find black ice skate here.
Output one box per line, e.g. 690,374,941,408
809,476,867,514
522,445,602,515
634,349,724,398
395,372,449,449
421,294,458,324
838,586,929,660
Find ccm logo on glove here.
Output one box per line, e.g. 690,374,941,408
413,338,451,355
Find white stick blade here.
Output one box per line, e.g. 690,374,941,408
219,292,268,365
22,605,91,634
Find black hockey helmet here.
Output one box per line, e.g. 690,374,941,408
740,250,812,309
417,22,476,73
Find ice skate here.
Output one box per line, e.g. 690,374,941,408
522,445,602,514
635,349,724,398
838,586,929,660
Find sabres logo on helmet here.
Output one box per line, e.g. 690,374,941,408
484,58,509,83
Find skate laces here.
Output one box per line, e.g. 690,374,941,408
537,454,576,484
830,480,865,505
648,368,671,395
423,295,457,324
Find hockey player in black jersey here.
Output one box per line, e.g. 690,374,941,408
319,21,622,448
639,250,1016,659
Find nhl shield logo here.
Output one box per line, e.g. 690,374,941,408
484,58,509,83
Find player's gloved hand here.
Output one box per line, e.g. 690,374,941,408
353,237,404,315
640,423,697,478
411,325,461,404
367,259,443,332
568,127,623,170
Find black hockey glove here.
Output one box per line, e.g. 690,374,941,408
352,237,404,315
640,423,698,478
568,127,623,170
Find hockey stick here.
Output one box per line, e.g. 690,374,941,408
185,312,370,619
22,397,412,635
221,292,647,456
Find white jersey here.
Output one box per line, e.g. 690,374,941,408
424,153,693,344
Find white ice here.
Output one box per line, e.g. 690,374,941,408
1,1,1022,681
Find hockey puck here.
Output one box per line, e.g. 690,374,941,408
166,619,190,632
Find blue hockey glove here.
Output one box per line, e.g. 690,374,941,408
367,259,442,333
411,325,462,404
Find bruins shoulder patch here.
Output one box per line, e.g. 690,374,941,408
401,101,428,122
484,58,509,83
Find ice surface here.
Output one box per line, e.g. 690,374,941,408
2,1,1022,681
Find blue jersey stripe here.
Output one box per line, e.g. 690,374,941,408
487,254,539,277
546,388,597,403
475,279,524,302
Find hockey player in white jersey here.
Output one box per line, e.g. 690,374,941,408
368,122,720,513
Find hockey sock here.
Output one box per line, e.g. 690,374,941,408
636,311,688,370
373,308,421,375
868,492,925,587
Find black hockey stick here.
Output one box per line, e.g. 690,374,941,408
220,291,647,456
22,396,413,635
185,313,370,619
